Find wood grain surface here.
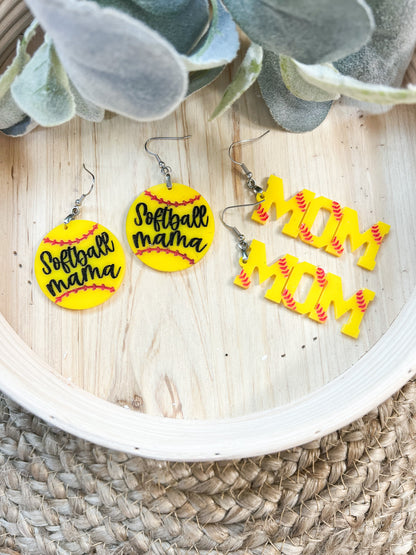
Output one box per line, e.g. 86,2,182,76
1,48,416,423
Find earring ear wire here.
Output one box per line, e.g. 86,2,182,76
220,200,265,262
144,135,191,190
228,130,270,196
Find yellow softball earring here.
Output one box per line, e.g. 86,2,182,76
125,135,215,272
34,165,126,309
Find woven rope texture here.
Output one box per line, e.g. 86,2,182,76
0,382,416,554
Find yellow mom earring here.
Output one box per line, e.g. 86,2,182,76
125,135,215,272
34,165,126,310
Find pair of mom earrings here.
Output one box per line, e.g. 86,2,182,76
222,130,390,339
34,136,215,310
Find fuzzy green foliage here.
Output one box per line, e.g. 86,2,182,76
1,0,415,135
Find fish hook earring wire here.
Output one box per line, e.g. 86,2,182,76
220,199,265,262
144,135,191,190
228,130,270,197
63,163,96,227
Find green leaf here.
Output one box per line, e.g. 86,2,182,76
187,66,225,97
183,0,239,70
0,20,39,129
93,0,209,54
210,43,263,120
1,115,38,137
293,60,416,105
11,38,75,127
279,55,339,102
222,0,375,65
69,80,105,122
335,0,416,113
258,50,332,133
24,0,188,121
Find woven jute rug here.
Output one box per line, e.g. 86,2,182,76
0,383,415,555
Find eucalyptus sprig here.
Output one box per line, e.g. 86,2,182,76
1,0,415,136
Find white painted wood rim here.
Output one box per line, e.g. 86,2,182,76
1,286,415,461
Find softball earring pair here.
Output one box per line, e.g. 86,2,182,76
34,165,126,310
125,135,215,272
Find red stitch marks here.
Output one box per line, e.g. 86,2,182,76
256,204,269,222
316,267,327,288
237,268,251,288
355,290,367,312
295,192,308,212
332,201,343,221
314,303,327,322
331,236,344,255
370,224,383,245
44,223,99,246
135,247,195,265
278,257,291,278
144,190,200,207
299,223,313,242
282,289,297,310
55,283,115,304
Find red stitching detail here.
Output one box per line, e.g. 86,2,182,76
356,290,367,312
332,201,343,221
299,223,313,242
54,283,115,304
278,257,290,278
256,204,269,222
316,267,327,288
238,269,251,288
295,192,307,212
44,223,99,246
282,288,297,310
135,247,195,265
371,224,383,245
331,236,344,255
144,190,201,207
315,303,327,322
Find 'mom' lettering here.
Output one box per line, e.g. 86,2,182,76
251,175,390,271
234,240,375,338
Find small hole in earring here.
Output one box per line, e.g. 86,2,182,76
259,193,265,200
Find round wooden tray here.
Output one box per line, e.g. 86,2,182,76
1,38,416,460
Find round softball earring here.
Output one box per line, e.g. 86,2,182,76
125,135,215,272
34,165,126,309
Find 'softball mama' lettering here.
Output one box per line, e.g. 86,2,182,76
40,231,122,297
132,202,210,253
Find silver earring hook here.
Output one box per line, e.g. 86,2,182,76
220,199,264,262
144,135,191,190
64,164,95,226
228,129,270,196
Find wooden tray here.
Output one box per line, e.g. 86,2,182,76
1,53,416,460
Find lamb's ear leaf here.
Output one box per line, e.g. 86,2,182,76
69,80,105,122
335,0,416,113
183,0,239,70
210,43,263,120
187,66,225,97
0,115,38,137
0,20,39,129
93,0,209,54
279,55,339,102
23,0,188,121
258,50,332,133
11,38,75,126
222,0,375,65
293,60,416,105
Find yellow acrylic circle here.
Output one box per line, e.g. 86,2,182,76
126,183,215,272
34,220,125,310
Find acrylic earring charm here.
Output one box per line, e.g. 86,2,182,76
34,165,126,309
125,135,215,272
